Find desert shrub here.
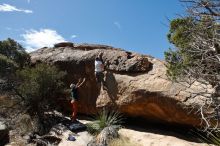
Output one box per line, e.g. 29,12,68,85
16,63,66,134
0,38,30,78
17,63,66,107
0,38,30,68
0,54,18,77
86,109,123,135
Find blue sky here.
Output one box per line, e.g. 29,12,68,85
0,0,185,59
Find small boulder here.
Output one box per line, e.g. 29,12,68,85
0,121,9,146
88,125,119,146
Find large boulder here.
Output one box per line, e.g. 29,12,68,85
30,43,212,127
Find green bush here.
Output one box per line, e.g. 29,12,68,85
86,109,123,135
0,38,30,68
16,63,66,111
0,38,30,78
16,63,66,134
165,17,196,81
0,54,18,77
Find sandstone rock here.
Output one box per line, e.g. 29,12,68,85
74,43,113,50
54,42,74,48
58,130,93,146
30,43,212,127
31,45,150,73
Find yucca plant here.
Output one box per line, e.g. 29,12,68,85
86,109,123,135
191,129,220,145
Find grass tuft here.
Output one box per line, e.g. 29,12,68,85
86,109,123,135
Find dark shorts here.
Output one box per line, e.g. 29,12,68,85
95,72,104,83
71,93,78,101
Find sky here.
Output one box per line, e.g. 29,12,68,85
0,0,185,59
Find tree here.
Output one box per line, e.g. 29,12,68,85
165,17,195,80
0,38,30,78
165,0,220,131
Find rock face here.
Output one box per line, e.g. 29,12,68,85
30,43,212,127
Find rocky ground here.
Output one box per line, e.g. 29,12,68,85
58,117,212,146
118,128,209,146
58,125,92,146
59,119,211,146
2,115,212,146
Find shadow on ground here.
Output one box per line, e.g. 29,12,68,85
77,114,204,144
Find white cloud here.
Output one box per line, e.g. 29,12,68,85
71,35,77,39
21,29,66,52
0,3,33,13
114,21,121,30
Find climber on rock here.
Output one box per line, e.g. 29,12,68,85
95,52,106,90
70,78,86,122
